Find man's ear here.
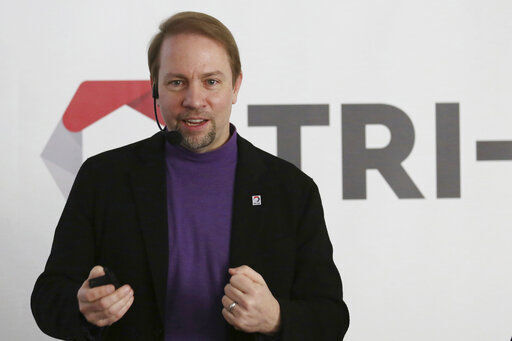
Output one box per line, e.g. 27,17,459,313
232,72,243,104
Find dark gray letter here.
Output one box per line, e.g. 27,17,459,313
248,105,329,168
476,142,512,160
342,104,424,199
436,103,461,198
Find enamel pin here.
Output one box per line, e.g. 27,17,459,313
252,195,262,206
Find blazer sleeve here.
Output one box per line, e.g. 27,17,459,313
276,180,349,340
31,159,102,340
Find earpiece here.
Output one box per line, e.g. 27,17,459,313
152,82,159,99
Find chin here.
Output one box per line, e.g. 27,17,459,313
182,131,216,151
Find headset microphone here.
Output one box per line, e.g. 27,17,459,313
152,82,183,146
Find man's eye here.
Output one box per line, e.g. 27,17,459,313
169,80,183,86
206,79,218,86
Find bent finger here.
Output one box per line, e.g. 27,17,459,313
229,274,255,295
221,295,233,310
222,307,237,327
222,295,244,315
83,310,107,327
105,294,134,325
78,284,116,303
229,265,264,284
104,289,133,317
224,284,245,308
92,285,132,311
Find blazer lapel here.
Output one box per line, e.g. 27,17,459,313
229,135,269,268
129,132,168,325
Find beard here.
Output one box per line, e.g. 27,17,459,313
175,119,216,152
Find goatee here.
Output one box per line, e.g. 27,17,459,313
176,120,216,152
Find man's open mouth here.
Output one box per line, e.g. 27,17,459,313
183,119,208,127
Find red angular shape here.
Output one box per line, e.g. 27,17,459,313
62,80,154,132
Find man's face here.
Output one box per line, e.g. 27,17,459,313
157,33,242,153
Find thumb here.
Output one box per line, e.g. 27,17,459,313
88,265,105,279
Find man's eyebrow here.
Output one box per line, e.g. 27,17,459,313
162,71,226,79
202,71,225,78
163,72,187,79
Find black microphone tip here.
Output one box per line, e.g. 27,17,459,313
165,130,183,145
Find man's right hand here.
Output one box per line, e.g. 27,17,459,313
77,266,134,327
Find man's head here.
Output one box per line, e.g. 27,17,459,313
148,12,241,88
148,12,242,153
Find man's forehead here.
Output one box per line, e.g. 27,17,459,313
160,33,228,58
158,33,232,76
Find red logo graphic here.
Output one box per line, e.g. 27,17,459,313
62,80,162,132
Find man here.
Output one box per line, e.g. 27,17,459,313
31,12,349,340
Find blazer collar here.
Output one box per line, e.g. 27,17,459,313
129,131,168,324
229,135,269,268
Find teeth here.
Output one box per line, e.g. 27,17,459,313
184,119,206,126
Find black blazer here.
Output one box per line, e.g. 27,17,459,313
31,131,349,340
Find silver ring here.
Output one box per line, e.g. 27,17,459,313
228,302,237,313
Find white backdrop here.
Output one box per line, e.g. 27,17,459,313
1,0,511,340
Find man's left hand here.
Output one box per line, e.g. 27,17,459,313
222,265,281,335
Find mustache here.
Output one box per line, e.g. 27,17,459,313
176,112,211,120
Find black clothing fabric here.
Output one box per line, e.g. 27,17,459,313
31,131,349,340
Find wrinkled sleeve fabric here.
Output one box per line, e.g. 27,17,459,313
276,180,349,340
31,159,102,340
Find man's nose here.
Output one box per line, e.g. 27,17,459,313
182,82,205,109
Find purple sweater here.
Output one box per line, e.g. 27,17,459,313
164,129,237,340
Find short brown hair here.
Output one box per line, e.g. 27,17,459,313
148,11,241,87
